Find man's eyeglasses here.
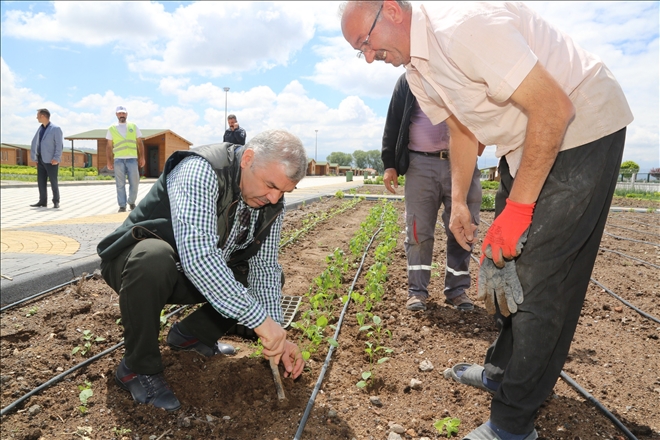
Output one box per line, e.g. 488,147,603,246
356,3,383,59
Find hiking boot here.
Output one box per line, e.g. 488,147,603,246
114,358,181,411
445,292,474,311
118,206,127,213
129,204,136,210
406,295,427,311
167,322,236,356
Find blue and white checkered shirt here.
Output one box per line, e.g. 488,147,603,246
167,156,284,328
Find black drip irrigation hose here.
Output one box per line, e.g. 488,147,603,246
0,305,189,417
599,247,660,270
590,278,660,324
607,223,660,238
294,225,384,440
559,371,638,440
1,274,95,313
603,231,660,247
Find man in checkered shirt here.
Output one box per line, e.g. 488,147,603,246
98,129,307,411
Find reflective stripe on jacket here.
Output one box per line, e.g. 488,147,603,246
109,123,138,158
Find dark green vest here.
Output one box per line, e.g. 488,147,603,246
97,143,283,284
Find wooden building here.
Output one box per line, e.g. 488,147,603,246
2,142,96,168
0,143,27,165
65,129,192,178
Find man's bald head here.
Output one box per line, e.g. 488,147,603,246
340,1,413,66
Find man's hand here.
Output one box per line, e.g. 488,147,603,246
481,199,534,267
383,168,398,194
478,232,527,316
449,202,478,251
139,157,146,168
254,317,287,364
107,161,114,171
280,340,305,379
50,159,59,165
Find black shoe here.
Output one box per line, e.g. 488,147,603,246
167,322,236,356
115,358,181,411
129,204,136,210
30,202,47,207
53,202,60,209
118,206,127,213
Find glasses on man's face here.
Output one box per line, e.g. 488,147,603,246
356,3,383,59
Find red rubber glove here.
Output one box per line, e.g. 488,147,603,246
481,198,535,267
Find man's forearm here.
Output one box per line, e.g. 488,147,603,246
106,141,114,163
446,115,478,204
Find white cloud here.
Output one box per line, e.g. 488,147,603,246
307,36,404,98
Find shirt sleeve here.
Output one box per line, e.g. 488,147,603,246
167,156,269,329
134,126,143,138
247,208,285,325
446,10,538,103
106,129,112,140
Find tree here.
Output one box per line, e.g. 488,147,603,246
353,150,369,169
326,152,353,166
366,150,384,174
619,160,640,178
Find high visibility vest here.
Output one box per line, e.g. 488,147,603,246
109,123,138,158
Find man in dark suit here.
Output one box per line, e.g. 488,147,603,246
30,108,63,208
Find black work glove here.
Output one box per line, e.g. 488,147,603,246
477,230,527,317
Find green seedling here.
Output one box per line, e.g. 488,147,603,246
25,307,38,317
248,338,264,358
431,262,442,278
78,381,93,414
72,330,106,357
111,427,132,436
434,417,461,437
335,190,345,199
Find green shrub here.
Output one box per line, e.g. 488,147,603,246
481,180,499,190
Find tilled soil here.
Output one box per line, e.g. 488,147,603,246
1,189,658,440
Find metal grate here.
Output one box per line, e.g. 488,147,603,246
281,295,302,329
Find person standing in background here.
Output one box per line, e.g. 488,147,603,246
106,106,146,212
223,114,247,146
30,108,63,209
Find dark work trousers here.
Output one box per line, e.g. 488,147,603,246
404,153,482,300
485,128,626,434
37,156,60,204
101,238,237,375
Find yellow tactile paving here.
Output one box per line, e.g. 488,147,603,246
0,230,80,255
14,211,130,228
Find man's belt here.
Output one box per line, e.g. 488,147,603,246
409,149,449,160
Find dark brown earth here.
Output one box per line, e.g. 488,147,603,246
1,188,658,440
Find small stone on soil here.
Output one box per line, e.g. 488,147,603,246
390,423,406,434
410,378,423,390
419,360,434,372
387,433,403,440
28,405,42,417
370,396,383,407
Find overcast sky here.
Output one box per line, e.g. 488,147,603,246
1,1,658,171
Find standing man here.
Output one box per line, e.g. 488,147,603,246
342,2,632,439
98,129,307,411
106,106,145,212
29,108,63,209
223,114,247,146
383,73,482,312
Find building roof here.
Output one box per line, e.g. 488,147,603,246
1,143,31,151
314,161,328,166
65,129,192,145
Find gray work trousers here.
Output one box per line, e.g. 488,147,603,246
404,152,482,300
485,128,626,434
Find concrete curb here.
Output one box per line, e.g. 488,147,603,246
0,254,101,306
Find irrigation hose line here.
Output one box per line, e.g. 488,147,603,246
0,305,189,417
559,371,638,440
599,247,660,270
607,223,660,238
590,278,660,324
604,231,660,247
1,274,95,313
294,225,385,440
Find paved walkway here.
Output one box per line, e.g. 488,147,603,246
0,176,368,305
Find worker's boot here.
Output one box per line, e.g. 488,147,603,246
167,322,236,355
115,358,181,411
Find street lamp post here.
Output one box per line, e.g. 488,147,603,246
315,129,318,161
223,87,230,131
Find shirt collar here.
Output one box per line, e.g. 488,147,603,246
408,6,430,66
41,122,51,129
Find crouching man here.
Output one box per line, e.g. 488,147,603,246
98,129,308,411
